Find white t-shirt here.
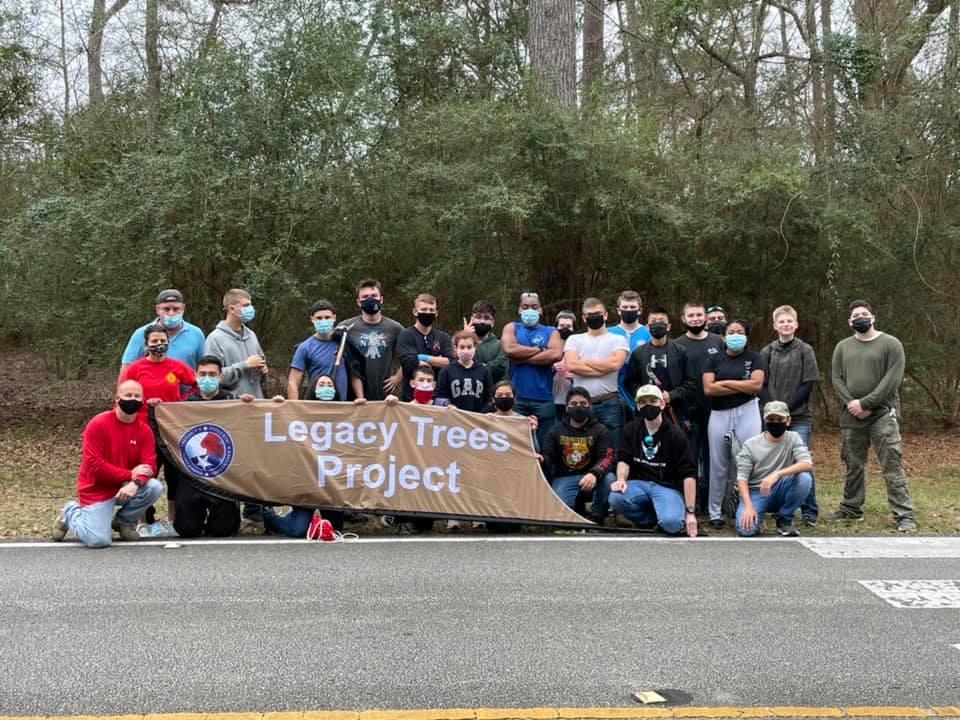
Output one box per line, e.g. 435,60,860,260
564,331,629,396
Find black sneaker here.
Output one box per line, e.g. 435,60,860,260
709,518,725,530
827,509,864,523
802,515,818,527
776,517,799,537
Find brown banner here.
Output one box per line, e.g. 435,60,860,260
154,400,593,526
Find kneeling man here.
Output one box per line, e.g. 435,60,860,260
610,385,698,537
736,401,813,537
52,380,164,547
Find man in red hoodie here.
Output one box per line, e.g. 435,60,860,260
51,380,164,547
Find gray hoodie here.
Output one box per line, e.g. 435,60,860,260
204,320,265,398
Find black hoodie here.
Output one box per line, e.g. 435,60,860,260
618,417,697,492
541,415,616,479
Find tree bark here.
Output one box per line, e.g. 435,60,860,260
146,0,160,134
59,0,70,116
87,0,132,105
582,0,605,106
528,0,577,108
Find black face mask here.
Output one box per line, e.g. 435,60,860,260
638,404,661,421
360,298,382,315
558,327,574,340
707,322,727,335
417,312,436,327
567,405,590,423
493,396,515,412
473,322,492,337
147,343,168,356
851,317,872,334
649,322,668,339
685,322,706,335
619,309,639,324
766,421,788,438
118,398,143,415
585,315,605,331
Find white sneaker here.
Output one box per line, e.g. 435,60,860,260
136,523,152,538
446,519,461,531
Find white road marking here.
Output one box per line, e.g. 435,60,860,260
0,535,799,549
858,580,960,608
953,644,960,651
801,537,960,559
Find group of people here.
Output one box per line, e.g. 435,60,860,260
52,281,918,548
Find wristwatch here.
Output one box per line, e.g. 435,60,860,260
685,506,696,514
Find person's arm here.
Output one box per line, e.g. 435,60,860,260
138,425,158,482
526,329,564,366
758,437,813,496
611,460,630,493
435,367,452,401
204,334,244,389
831,343,854,404
481,367,493,408
287,368,304,400
395,329,424,379
84,422,145,487
539,425,558,477
703,371,738,397
859,339,906,410
713,369,764,395
624,347,645,401
178,364,198,399
587,426,616,479
485,342,508,383
564,347,605,377
787,381,815,412
737,477,757,531
500,323,539,362
580,347,629,374
670,346,698,408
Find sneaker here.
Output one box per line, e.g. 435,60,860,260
111,519,140,542
776,517,799,537
588,514,606,527
51,514,68,542
897,518,917,534
318,518,335,542
802,515,818,528
136,523,151,538
446,519,462,531
827,509,864,523
380,515,397,528
709,518,725,530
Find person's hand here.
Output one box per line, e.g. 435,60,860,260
115,481,138,501
245,355,266,369
383,370,402,394
354,397,367,406
271,395,285,403
680,420,692,432
848,399,871,419
462,317,474,332
553,361,566,376
417,354,431,364
146,398,162,407
259,365,269,376
610,479,627,494
239,393,255,403
130,464,152,481
385,394,399,406
685,512,698,538
579,472,597,492
740,506,758,533
528,415,539,431
535,453,544,462
759,472,780,496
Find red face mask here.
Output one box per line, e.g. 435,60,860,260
413,387,435,404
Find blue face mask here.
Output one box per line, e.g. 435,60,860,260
197,376,220,395
316,385,336,401
725,334,747,352
314,319,335,335
520,309,540,327
241,305,256,323
162,314,183,329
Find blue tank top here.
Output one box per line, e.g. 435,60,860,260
509,323,556,401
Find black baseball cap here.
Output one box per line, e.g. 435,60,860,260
156,289,184,304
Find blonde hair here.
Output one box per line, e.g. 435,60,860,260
414,293,437,306
772,305,797,322
223,288,251,309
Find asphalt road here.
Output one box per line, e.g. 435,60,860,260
0,536,958,714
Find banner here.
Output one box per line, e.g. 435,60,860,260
154,400,593,526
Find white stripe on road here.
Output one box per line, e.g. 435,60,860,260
801,537,960,559
858,580,960,608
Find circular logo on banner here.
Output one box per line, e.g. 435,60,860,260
179,424,235,479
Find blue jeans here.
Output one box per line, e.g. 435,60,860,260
552,473,615,517
792,424,818,520
62,479,164,548
591,397,624,452
263,506,314,538
736,472,813,536
515,397,557,450
609,480,686,533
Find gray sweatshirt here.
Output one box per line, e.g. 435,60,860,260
736,431,812,490
204,320,265,398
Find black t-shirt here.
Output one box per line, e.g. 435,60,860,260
705,349,766,411
674,333,725,415
617,418,697,492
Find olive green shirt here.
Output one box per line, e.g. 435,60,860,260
476,333,507,384
831,332,905,429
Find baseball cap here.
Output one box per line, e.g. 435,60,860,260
634,384,663,402
762,401,791,419
156,289,184,304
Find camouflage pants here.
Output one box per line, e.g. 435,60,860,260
840,413,915,521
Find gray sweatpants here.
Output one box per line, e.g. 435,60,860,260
707,399,762,521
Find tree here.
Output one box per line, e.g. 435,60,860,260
528,0,576,107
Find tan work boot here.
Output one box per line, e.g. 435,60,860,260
111,518,140,541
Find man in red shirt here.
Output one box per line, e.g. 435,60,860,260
52,380,164,547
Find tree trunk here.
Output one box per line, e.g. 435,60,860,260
807,0,825,163
820,0,835,150
59,0,70,116
87,0,132,105
146,0,160,134
582,0,605,107
528,0,577,108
